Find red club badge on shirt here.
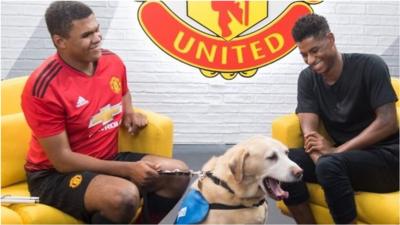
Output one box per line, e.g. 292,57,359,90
109,76,122,94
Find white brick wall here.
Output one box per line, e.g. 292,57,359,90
1,1,399,144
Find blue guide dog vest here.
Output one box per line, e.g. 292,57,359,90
175,189,209,224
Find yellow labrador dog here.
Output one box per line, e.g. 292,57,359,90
175,135,303,224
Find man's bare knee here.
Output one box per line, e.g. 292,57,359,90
143,155,189,171
158,159,190,198
107,187,140,222
174,159,189,171
168,159,190,191
84,175,141,223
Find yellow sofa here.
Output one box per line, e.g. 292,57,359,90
272,78,400,224
1,76,174,224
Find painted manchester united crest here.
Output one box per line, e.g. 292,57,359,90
138,0,322,80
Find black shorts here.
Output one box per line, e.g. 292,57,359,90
26,152,146,223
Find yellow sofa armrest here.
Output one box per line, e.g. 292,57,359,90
391,78,399,108
271,113,303,148
1,76,28,116
272,113,332,149
1,113,31,187
118,108,173,158
397,107,400,124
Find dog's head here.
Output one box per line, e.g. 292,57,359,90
223,135,303,201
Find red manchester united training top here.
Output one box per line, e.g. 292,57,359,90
22,50,128,171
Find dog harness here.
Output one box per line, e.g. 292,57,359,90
161,170,266,223
175,189,266,224
160,170,236,194
175,189,209,224
201,171,236,194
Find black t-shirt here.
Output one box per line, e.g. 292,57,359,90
296,53,399,147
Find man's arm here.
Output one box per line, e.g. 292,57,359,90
300,103,398,156
122,91,135,115
298,112,320,135
298,112,329,162
122,92,147,135
336,102,398,153
39,131,160,186
39,131,127,174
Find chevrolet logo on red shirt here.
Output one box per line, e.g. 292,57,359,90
89,103,122,128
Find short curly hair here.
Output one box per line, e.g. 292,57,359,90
292,14,330,42
45,1,93,38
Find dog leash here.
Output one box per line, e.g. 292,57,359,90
158,169,206,178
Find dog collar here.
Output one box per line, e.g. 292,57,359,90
197,172,266,210
209,198,266,210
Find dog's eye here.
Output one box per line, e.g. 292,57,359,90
266,153,278,160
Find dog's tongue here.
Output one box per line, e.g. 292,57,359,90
266,178,289,200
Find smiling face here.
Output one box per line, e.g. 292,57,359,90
297,33,337,76
55,14,102,64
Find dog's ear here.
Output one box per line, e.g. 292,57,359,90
229,148,249,183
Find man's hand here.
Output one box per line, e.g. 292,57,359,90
123,112,148,135
128,161,160,187
304,131,335,155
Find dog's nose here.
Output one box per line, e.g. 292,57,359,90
292,167,303,179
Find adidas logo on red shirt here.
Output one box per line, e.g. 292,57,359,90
76,96,89,108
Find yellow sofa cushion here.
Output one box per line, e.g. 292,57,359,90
2,182,82,224
10,203,82,224
1,182,30,196
306,183,399,224
355,191,399,224
1,206,23,224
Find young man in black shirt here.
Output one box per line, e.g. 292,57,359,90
282,14,399,224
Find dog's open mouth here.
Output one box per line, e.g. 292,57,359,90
262,177,289,200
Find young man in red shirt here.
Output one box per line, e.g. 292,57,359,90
21,1,189,223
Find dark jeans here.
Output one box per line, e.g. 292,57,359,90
281,145,399,224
